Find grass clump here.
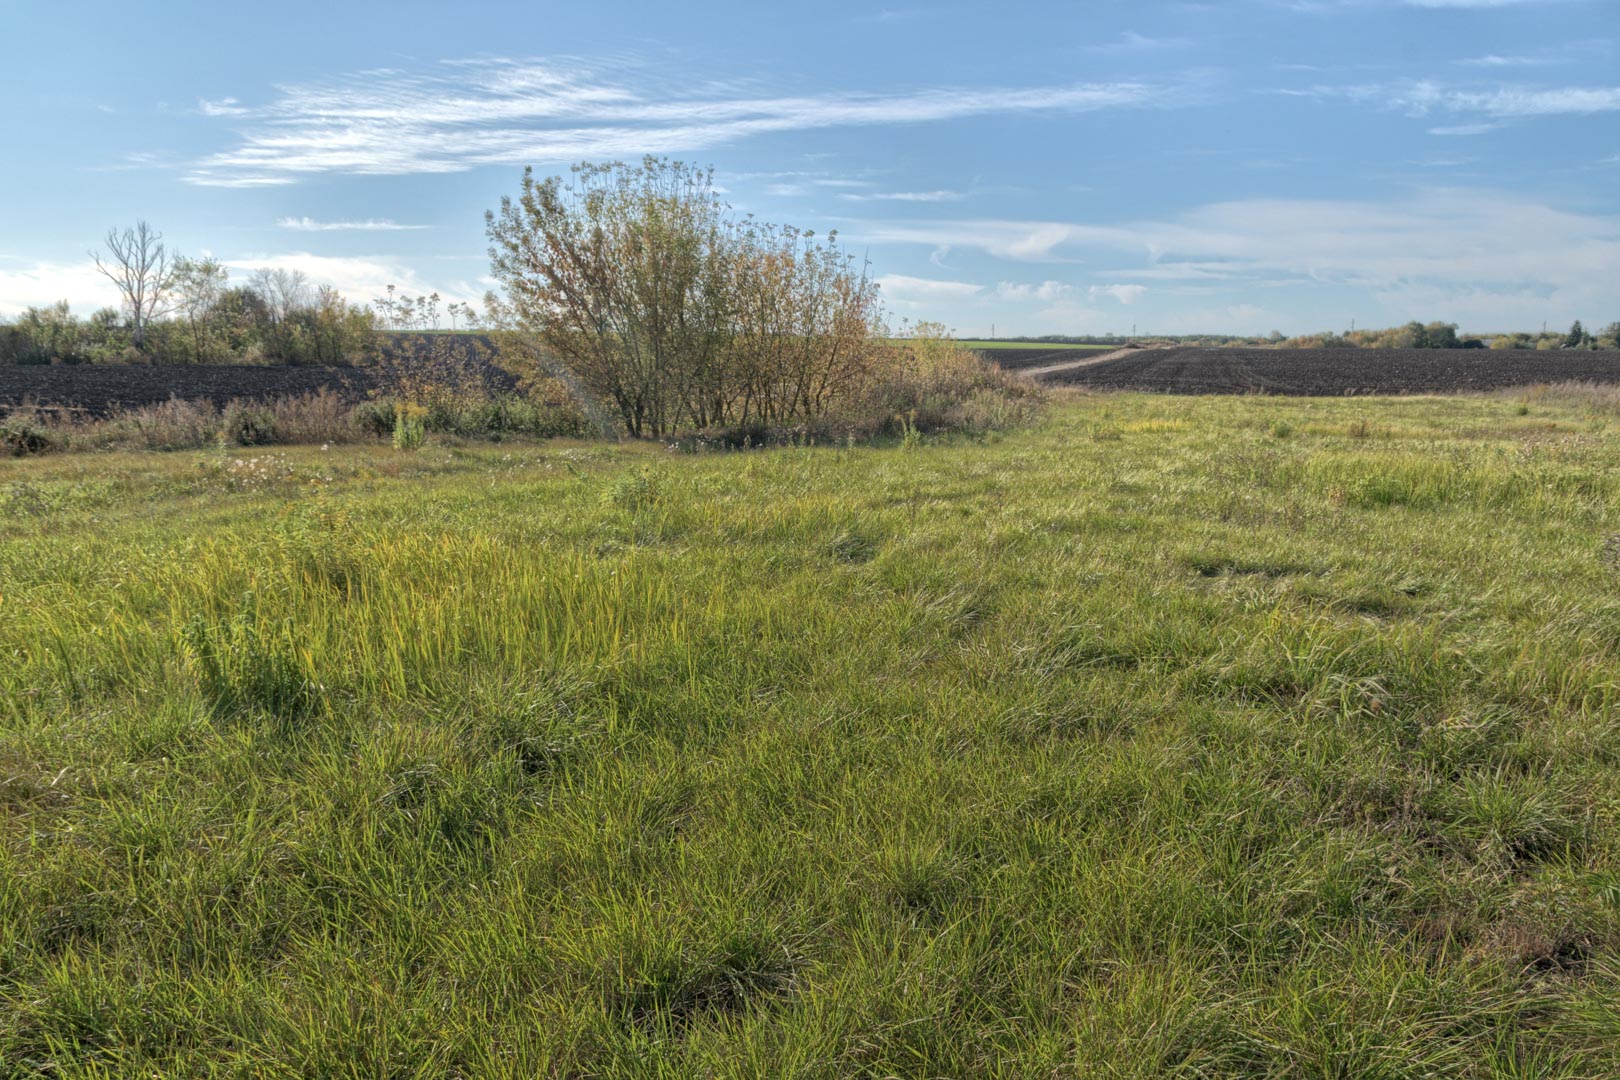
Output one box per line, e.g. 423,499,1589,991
3,391,1620,1073
391,403,426,450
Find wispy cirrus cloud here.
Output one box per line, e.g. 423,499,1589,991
839,190,969,203
1085,31,1194,53
276,217,430,231
763,178,873,197
198,97,249,116
1403,0,1576,7
1391,80,1620,116
184,57,1181,186
1282,77,1620,122
1428,122,1501,135
192,175,296,189
1457,53,1557,67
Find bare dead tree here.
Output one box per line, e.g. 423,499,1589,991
92,221,173,352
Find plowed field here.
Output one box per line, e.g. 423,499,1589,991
1032,347,1620,394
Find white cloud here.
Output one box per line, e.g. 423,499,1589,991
276,217,430,231
198,97,249,116
859,220,1091,262
1397,81,1620,116
1301,78,1620,119
186,57,1176,184
994,280,1075,302
222,253,483,307
1404,0,1568,7
1457,53,1555,67
1086,31,1193,53
850,189,1620,319
0,260,121,317
1428,122,1500,135
761,177,875,197
873,274,984,303
185,175,296,189
0,252,487,317
840,190,968,203
1089,284,1148,304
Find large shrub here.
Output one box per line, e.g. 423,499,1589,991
487,157,885,438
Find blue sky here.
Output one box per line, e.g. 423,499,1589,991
1,0,1616,336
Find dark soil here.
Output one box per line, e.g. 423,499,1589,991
975,347,1116,372
1037,347,1620,395
0,365,389,417
1,335,519,417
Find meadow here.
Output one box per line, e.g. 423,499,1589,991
4,389,1620,1076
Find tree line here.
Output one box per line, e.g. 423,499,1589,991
978,320,1620,351
0,223,431,366
1272,320,1620,351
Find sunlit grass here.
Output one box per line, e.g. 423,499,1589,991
3,391,1620,1075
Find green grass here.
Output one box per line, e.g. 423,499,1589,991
4,392,1620,1076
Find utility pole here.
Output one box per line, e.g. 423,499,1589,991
991,322,996,340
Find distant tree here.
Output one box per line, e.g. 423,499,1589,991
308,286,378,365
251,268,312,325
92,221,173,352
1564,320,1588,349
1420,322,1458,349
170,255,229,363
250,268,314,362
1374,322,1424,349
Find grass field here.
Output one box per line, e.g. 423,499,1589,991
5,391,1620,1076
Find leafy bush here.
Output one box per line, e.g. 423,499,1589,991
220,402,279,447
854,325,1045,437
351,399,398,439
0,414,59,456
